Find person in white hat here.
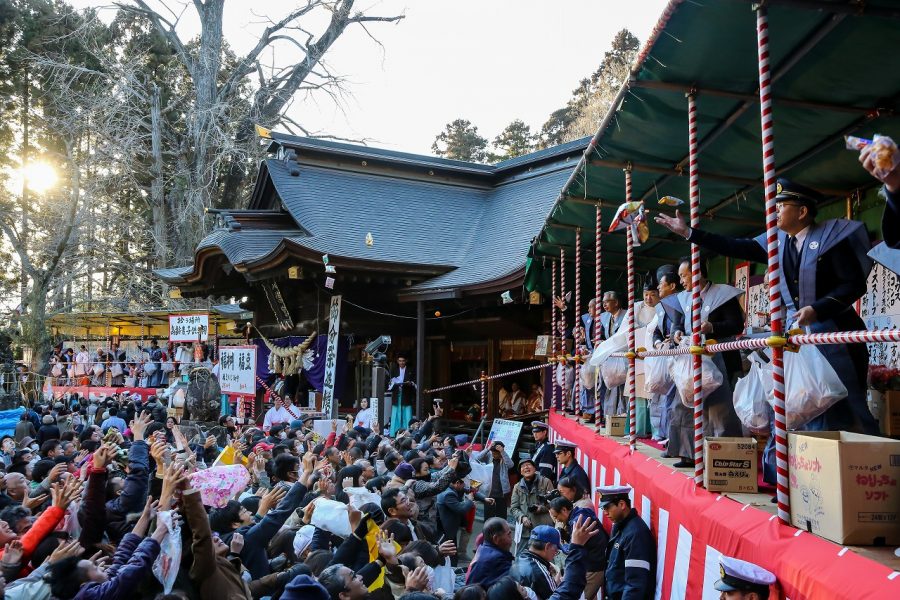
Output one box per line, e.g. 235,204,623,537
714,555,776,600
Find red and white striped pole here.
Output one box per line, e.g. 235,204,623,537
594,202,603,430
552,259,559,411
560,247,569,415
756,5,789,523
625,166,636,454
688,92,705,485
480,370,486,418
574,227,582,418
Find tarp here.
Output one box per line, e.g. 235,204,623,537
526,0,900,292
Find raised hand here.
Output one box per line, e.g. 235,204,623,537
149,439,168,466
51,477,84,509
258,486,287,515
230,532,244,554
438,540,456,556
49,540,84,563
404,565,429,592
1,540,24,565
376,530,397,565
23,493,49,512
653,209,690,238
130,411,153,442
159,461,188,509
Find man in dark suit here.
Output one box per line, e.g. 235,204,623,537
388,354,415,436
655,178,877,438
436,474,491,565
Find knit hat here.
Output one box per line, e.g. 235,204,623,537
395,462,415,480
281,574,329,600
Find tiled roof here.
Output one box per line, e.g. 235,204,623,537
156,136,586,293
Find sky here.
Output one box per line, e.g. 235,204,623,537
75,0,671,154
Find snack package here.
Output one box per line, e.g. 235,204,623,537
846,134,898,179
658,195,685,207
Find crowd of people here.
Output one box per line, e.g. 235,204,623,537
0,390,690,600
48,339,212,389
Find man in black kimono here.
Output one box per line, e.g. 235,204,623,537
655,178,877,438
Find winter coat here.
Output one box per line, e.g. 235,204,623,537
466,540,514,588
105,440,150,542
73,534,160,600
183,489,252,600
509,474,555,539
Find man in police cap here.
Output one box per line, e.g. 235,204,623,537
553,441,589,493
714,555,776,600
599,485,655,600
655,178,878,443
531,421,557,484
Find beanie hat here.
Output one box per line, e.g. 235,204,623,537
281,574,329,600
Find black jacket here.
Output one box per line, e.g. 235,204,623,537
532,441,557,484
510,550,557,600
605,509,655,600
436,487,474,539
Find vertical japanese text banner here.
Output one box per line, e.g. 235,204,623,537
218,346,257,394
322,295,342,418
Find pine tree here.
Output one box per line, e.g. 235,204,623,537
538,28,640,147
493,119,535,161
431,119,489,162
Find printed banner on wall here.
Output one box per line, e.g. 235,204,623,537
321,295,342,418
169,314,209,342
218,346,257,394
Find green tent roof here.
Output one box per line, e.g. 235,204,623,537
526,0,900,294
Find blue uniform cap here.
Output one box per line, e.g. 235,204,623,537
713,556,776,593
597,485,632,505
553,440,577,453
531,420,549,430
529,525,561,547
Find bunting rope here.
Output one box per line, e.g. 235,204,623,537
594,202,604,431
574,227,582,417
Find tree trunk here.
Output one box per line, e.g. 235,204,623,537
150,84,169,268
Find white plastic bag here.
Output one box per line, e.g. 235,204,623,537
580,363,597,390
590,328,628,366
466,458,495,497
733,355,770,432
111,362,124,377
768,345,847,429
643,355,672,395
143,361,158,375
92,363,105,376
344,486,382,509
124,376,136,387
600,357,628,389
311,497,351,538
152,510,182,594
433,557,455,595
670,351,723,408
161,361,175,373
51,363,63,377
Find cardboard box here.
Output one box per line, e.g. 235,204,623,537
704,437,758,493
605,415,627,437
789,431,900,545
882,391,900,437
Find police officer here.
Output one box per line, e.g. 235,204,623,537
531,421,557,484
599,485,655,600
553,441,589,493
713,555,776,600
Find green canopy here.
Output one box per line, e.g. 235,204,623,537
525,0,900,294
